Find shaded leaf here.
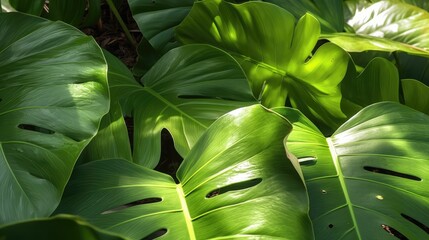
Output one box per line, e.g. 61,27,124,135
0,12,109,223
341,57,400,117
0,215,128,240
55,105,313,240
402,79,429,114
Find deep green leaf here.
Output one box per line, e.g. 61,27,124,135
276,102,429,239
107,44,256,168
3,0,45,15
0,215,128,240
55,104,313,240
402,79,429,114
263,0,344,32
341,57,400,117
128,0,193,52
0,12,109,223
176,0,349,129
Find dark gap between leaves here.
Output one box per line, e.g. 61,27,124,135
381,224,408,240
124,116,134,153
18,124,55,134
206,178,262,198
101,197,162,215
141,228,167,240
401,213,429,235
364,166,421,181
155,129,183,183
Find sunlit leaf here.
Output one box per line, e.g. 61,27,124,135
276,102,429,239
55,105,313,240
176,0,349,129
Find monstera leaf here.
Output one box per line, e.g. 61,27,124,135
176,0,349,129
55,105,313,240
106,44,256,168
0,215,128,240
275,102,429,239
0,13,109,223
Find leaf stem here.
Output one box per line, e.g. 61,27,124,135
105,0,137,47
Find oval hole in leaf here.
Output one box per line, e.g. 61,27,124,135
206,178,262,199
101,197,162,215
401,213,429,235
141,228,167,240
381,224,408,239
298,156,317,166
18,124,55,134
363,166,421,181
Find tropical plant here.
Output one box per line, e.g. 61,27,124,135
1,0,429,239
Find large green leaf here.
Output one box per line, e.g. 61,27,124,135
0,12,109,223
176,0,349,129
263,0,344,32
345,0,429,50
107,44,256,168
276,102,429,239
55,104,313,239
0,215,128,240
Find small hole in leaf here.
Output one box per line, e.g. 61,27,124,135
321,190,327,194
206,178,262,198
141,228,167,240
151,0,156,4
18,124,55,134
381,224,408,239
101,198,162,215
401,213,429,235
298,156,317,166
328,224,334,228
364,166,421,181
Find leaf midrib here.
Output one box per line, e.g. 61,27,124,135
327,137,362,239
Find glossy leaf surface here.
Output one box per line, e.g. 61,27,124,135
56,105,313,240
277,102,429,239
346,0,429,50
0,215,128,240
108,44,256,168
0,12,109,223
176,0,349,128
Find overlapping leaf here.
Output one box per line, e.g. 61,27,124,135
0,13,109,223
264,0,344,32
107,44,256,168
176,0,349,129
0,215,128,240
341,57,400,117
275,102,429,239
55,105,313,240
